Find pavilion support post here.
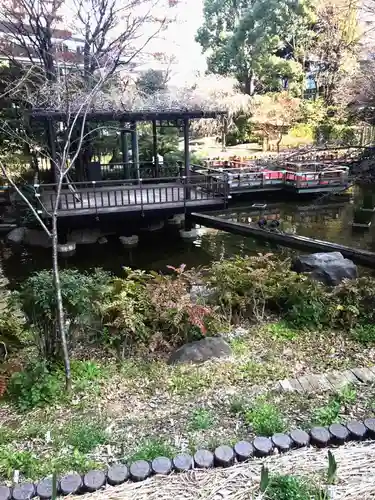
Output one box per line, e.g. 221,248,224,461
131,121,140,181
152,119,159,178
120,121,130,179
46,118,58,184
183,118,191,201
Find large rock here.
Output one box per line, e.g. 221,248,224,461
6,227,25,244
168,337,232,365
23,229,52,248
68,229,101,245
292,252,357,286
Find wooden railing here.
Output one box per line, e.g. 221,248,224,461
35,175,229,214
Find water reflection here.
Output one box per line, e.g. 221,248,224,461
1,197,375,287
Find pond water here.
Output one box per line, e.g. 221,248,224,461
1,191,374,288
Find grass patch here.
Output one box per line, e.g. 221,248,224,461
245,399,286,436
312,385,357,427
237,359,288,383
126,439,175,463
351,324,375,345
230,337,250,356
266,321,299,341
229,396,248,415
189,408,214,431
64,420,108,453
263,473,326,500
168,367,213,395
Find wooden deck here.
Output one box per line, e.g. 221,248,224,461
39,180,227,217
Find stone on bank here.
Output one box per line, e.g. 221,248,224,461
292,251,357,286
168,337,232,365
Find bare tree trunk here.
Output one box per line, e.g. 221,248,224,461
221,116,227,152
277,132,283,153
51,212,71,392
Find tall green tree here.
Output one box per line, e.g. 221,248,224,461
196,0,316,95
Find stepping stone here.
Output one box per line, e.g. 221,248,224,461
364,418,375,438
289,429,310,448
329,423,349,445
298,376,314,393
346,421,367,440
129,460,151,481
325,371,349,389
279,379,295,392
310,427,331,448
316,375,334,391
36,478,58,500
172,454,193,472
351,367,375,383
367,366,375,377
341,370,360,384
234,441,254,462
214,445,235,467
253,437,273,457
194,450,214,468
12,483,35,500
60,473,82,495
288,378,304,393
151,457,173,475
107,464,129,486
83,470,106,492
0,486,11,500
305,374,325,392
271,433,292,452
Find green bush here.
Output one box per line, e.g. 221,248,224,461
245,399,286,436
206,254,331,326
16,268,111,361
7,362,63,411
99,268,153,357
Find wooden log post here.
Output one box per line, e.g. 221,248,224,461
120,121,130,180
107,464,129,486
183,118,191,201
234,441,254,462
12,483,35,500
151,457,173,475
152,120,159,178
131,122,140,181
172,454,193,472
193,449,214,468
129,460,151,481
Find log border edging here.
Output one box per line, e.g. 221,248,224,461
2,417,375,499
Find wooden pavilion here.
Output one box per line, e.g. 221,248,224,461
30,109,229,220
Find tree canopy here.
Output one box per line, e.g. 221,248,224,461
196,0,316,95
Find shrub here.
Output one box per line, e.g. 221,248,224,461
7,361,63,411
245,399,286,436
17,269,111,361
332,277,375,330
148,265,218,345
99,268,153,357
0,305,25,359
